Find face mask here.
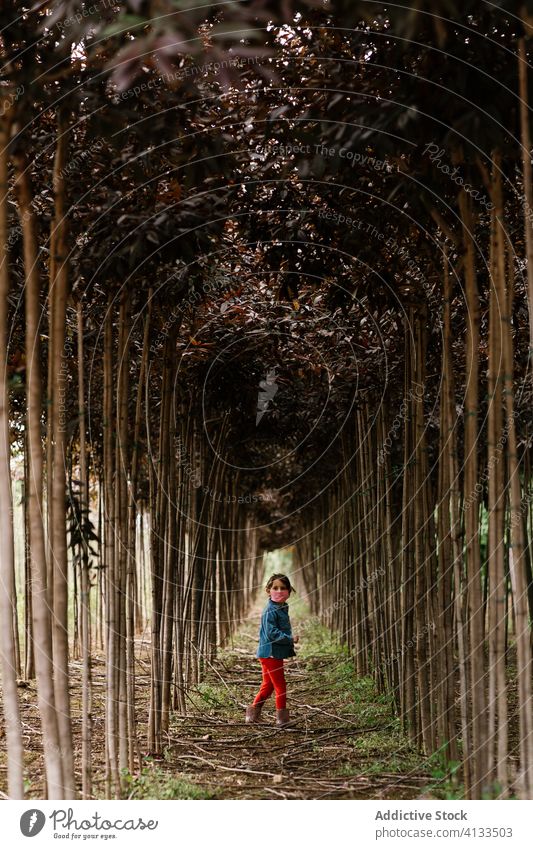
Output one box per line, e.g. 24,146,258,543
270,589,289,603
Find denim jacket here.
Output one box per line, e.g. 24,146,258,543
256,598,296,659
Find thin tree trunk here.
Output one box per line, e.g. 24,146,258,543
148,323,176,750
400,312,417,741
48,113,75,797
502,230,533,799
13,149,64,798
103,292,120,796
23,427,35,680
518,37,533,365
442,246,468,771
455,155,487,798
412,309,434,755
0,105,24,799
126,290,152,768
486,153,507,795
114,290,131,787
77,299,92,799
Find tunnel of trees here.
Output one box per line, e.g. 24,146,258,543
1,0,533,802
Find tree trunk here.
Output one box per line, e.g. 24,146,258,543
103,291,120,796
502,226,533,799
14,149,64,798
486,152,507,795
48,113,75,797
518,37,533,365
76,299,92,799
114,290,131,788
455,156,488,798
0,105,24,799
442,245,466,768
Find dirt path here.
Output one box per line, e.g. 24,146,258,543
163,595,437,800
2,594,441,800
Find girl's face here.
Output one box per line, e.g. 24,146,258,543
269,578,289,594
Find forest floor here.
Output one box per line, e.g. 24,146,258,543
151,591,448,801
2,589,468,800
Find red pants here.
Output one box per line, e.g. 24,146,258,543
253,657,287,709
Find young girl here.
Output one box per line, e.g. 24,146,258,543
245,573,300,727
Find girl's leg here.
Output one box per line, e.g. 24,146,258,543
252,658,275,706
265,659,287,709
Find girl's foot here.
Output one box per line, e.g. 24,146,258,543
275,708,294,727
245,704,263,723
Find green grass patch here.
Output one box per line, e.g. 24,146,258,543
296,624,344,658
348,727,422,773
187,681,237,712
420,751,465,799
419,749,513,800
119,765,216,800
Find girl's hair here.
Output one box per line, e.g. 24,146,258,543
265,573,295,594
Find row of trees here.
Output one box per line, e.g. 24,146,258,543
0,0,305,799
297,285,533,798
